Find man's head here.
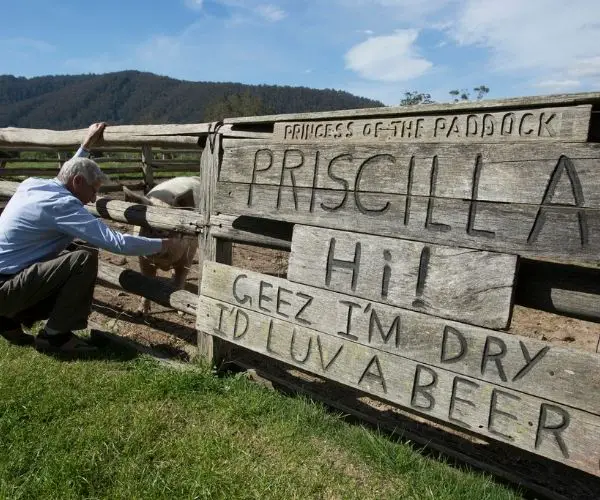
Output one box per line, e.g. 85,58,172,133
57,157,109,204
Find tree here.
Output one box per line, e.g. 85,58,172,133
399,91,434,106
203,91,272,121
449,85,490,102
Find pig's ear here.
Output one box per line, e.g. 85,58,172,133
173,188,196,208
123,186,153,205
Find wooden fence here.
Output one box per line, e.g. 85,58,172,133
0,124,205,193
2,93,600,497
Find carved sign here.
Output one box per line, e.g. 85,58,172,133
273,106,592,143
197,262,600,476
217,141,600,260
287,226,516,329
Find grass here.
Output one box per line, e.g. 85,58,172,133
0,340,523,500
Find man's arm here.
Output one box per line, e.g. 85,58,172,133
52,200,184,256
74,122,106,159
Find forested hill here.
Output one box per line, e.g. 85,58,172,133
0,71,385,129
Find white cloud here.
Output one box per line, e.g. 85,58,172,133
449,0,600,82
184,0,204,10
345,29,432,81
255,4,286,22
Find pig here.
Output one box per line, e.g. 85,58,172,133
123,176,202,315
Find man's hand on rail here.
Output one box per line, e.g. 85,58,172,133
82,122,106,150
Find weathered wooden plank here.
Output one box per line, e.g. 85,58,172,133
0,180,203,232
196,130,234,366
196,292,600,476
224,91,600,124
516,259,600,322
273,106,591,143
215,182,600,262
219,141,600,207
211,214,294,249
0,124,212,148
97,260,196,315
200,261,600,415
141,145,153,193
0,166,143,177
287,226,516,329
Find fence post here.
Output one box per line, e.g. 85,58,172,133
141,145,154,193
197,124,233,366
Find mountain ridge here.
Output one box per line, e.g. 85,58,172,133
0,71,385,129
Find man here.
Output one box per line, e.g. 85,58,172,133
0,122,183,355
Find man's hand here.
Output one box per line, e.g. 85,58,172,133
82,122,106,150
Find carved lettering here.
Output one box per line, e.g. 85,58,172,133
358,355,387,393
512,342,550,382
326,238,361,291
528,155,588,247
232,274,252,305
233,308,249,339
535,404,570,458
368,308,401,348
440,326,468,363
295,292,313,325
354,155,392,214
290,329,312,363
337,300,361,341
481,336,508,382
449,377,479,428
488,389,520,441
248,149,273,206
425,156,451,232
316,336,343,371
411,365,438,410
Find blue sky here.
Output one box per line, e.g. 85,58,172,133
2,0,599,105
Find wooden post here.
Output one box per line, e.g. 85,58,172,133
141,145,153,193
197,124,233,366
57,151,65,169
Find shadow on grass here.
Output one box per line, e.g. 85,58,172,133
226,349,600,500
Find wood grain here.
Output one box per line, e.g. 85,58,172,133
219,141,600,207
215,181,600,261
273,106,592,143
199,261,600,415
287,226,516,329
224,91,600,124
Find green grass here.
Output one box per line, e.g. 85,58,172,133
0,341,522,499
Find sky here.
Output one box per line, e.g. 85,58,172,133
1,0,600,105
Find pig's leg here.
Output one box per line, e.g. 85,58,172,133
172,260,190,316
138,257,157,315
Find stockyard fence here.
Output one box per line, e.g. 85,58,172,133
2,93,600,498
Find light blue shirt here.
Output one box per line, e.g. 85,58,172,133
0,148,162,274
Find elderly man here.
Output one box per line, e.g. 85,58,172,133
0,123,182,355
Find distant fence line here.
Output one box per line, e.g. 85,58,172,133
0,124,210,192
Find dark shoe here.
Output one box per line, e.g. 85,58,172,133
35,330,98,355
0,328,35,346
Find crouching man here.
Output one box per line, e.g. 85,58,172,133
0,122,183,355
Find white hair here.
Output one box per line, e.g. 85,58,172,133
57,157,109,185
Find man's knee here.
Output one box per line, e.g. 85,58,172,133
70,248,99,274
